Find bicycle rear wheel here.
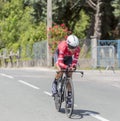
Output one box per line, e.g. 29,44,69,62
64,78,74,118
54,93,61,112
54,79,62,112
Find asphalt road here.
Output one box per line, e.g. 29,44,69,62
0,68,120,121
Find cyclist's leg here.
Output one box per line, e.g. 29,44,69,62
52,50,60,96
52,64,63,96
64,57,73,106
67,71,72,90
66,73,73,107
64,56,73,93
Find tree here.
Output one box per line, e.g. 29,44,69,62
53,0,86,31
86,0,114,40
23,0,47,23
112,0,120,19
78,0,115,60
0,0,47,57
1,0,117,59
111,0,120,39
0,0,24,49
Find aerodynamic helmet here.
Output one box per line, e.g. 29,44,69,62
67,35,79,49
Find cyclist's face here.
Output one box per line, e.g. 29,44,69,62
68,44,77,52
68,48,76,52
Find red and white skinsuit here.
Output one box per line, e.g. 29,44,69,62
55,40,80,69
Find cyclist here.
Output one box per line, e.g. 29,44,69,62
52,34,80,106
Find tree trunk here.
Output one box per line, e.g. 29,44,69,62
80,0,103,57
93,0,102,40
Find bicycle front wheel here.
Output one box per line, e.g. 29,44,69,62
64,78,74,118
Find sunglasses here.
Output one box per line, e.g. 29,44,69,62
68,45,76,49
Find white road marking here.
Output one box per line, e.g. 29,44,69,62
44,91,110,121
44,91,52,96
85,112,110,121
18,80,40,90
0,73,14,79
112,84,120,88
74,104,77,107
0,72,111,121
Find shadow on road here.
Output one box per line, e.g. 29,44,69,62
60,108,99,119
72,109,99,119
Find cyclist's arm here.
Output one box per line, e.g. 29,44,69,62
72,47,80,67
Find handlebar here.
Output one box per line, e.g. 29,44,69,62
56,70,84,77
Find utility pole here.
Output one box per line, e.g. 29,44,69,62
47,0,52,66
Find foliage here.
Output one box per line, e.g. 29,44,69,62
0,0,120,62
52,0,87,33
19,22,46,58
0,0,47,59
48,23,70,54
23,0,47,23
73,10,90,44
111,0,120,18
0,0,23,48
100,0,115,39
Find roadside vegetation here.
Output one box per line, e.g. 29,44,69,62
0,0,120,60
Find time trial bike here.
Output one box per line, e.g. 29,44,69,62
54,69,84,118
